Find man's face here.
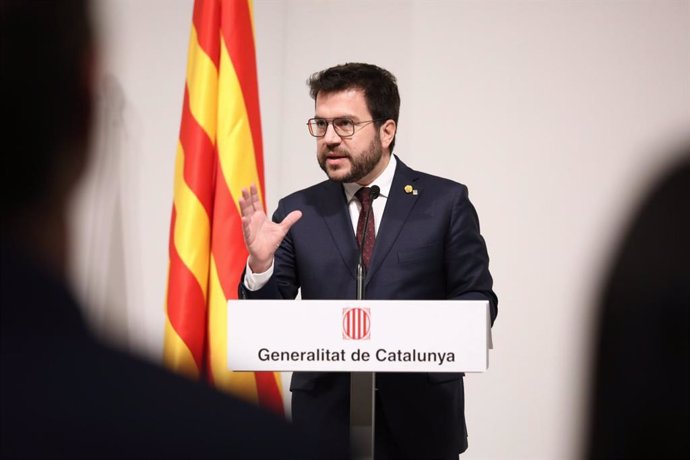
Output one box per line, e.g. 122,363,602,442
314,89,388,185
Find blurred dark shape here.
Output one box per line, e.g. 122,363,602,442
586,145,690,459
1,0,93,225
0,1,320,458
1,247,317,459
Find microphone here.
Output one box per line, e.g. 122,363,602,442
369,185,381,201
356,185,381,300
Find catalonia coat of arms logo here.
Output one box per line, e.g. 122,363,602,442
342,307,371,340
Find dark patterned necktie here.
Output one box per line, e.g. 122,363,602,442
355,187,376,270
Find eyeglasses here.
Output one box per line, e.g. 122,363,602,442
306,117,382,138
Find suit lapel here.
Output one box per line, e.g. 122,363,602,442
318,180,358,280
366,158,420,284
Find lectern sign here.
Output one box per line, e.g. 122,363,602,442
227,299,490,373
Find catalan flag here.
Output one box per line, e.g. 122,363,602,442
164,0,283,414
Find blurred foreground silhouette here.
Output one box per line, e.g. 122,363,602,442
1,1,321,458
586,144,689,459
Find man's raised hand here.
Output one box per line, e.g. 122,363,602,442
239,185,302,273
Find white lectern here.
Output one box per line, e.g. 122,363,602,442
228,299,491,460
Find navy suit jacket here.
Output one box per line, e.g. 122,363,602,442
241,156,497,457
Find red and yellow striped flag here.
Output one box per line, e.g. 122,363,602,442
164,0,283,414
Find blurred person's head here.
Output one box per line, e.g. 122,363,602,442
586,143,690,459
1,0,94,272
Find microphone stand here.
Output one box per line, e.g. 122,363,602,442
351,186,379,460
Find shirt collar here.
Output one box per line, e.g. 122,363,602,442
343,155,397,203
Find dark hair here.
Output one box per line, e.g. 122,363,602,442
308,63,400,153
0,0,93,219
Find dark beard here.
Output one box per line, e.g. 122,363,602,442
318,137,383,183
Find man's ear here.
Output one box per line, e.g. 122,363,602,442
380,119,397,151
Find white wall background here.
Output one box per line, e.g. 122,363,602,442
68,1,690,459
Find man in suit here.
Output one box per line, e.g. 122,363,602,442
239,63,498,459
1,1,318,458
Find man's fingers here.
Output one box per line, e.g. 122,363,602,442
280,210,303,231
249,185,261,210
239,188,253,216
239,185,265,216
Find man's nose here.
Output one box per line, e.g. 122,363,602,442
323,123,342,144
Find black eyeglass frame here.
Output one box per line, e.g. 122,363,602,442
306,117,384,138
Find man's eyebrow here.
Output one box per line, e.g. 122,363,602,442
313,114,359,120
